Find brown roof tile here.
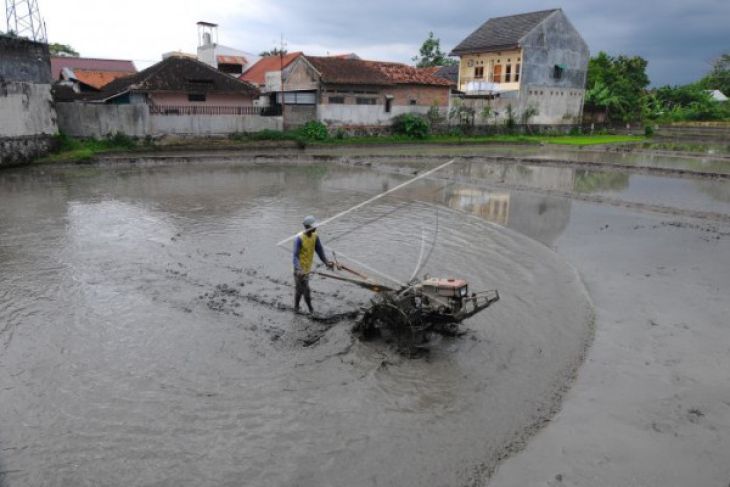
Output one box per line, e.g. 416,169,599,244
305,56,391,85
50,56,136,80
72,70,133,90
366,61,452,86
304,56,451,87
90,56,259,100
241,52,302,86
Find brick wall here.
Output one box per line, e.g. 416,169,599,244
390,85,449,107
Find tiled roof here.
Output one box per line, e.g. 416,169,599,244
217,55,248,65
240,52,302,86
90,56,259,100
450,9,559,54
329,53,361,60
70,70,133,90
306,56,391,85
50,56,136,80
367,61,452,86
434,64,459,85
305,56,451,86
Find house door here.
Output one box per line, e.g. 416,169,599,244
493,64,502,83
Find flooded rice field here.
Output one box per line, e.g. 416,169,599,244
311,143,730,175
0,162,593,486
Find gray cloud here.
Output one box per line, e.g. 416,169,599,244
234,0,730,86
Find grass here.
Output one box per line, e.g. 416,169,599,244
40,132,139,163
315,133,644,147
39,131,645,163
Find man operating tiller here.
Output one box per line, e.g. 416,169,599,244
292,215,333,314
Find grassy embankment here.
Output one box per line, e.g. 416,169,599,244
40,131,644,163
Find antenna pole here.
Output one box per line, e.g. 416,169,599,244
276,158,457,247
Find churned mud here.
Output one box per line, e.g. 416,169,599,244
0,161,592,486
1,144,728,486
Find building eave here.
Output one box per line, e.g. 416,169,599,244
450,44,520,57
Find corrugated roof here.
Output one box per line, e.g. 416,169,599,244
240,52,302,86
50,56,136,80
450,9,559,55
90,56,259,100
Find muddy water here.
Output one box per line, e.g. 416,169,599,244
0,162,592,486
311,144,730,174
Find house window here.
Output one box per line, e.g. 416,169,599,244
553,65,563,80
356,97,376,105
474,66,484,79
188,93,206,102
409,98,417,106
505,64,512,83
329,96,345,104
493,64,502,83
385,97,392,113
515,63,521,82
283,91,316,104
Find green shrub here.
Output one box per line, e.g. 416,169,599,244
298,121,329,141
426,103,444,124
504,105,517,133
644,125,654,137
53,132,81,152
391,113,430,139
104,132,135,149
334,128,347,140
448,126,464,137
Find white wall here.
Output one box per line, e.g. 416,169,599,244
56,102,282,138
319,104,432,126
150,114,281,135
0,82,57,137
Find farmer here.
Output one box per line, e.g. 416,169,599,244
293,215,333,314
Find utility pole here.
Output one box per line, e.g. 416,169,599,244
5,0,47,42
279,33,287,126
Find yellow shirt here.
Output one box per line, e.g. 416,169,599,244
296,231,318,273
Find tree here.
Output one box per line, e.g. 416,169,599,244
644,83,723,122
259,47,288,57
585,51,649,122
585,80,620,120
48,43,79,57
412,32,457,68
699,53,730,96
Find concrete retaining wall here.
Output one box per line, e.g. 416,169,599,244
55,103,148,138
0,35,52,83
0,82,57,137
0,35,57,166
56,102,282,137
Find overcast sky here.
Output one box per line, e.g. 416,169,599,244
38,0,729,86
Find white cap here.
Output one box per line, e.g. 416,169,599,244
303,215,317,228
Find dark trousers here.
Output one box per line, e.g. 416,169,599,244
294,272,312,311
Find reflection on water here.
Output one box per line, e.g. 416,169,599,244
573,170,629,193
446,188,511,225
